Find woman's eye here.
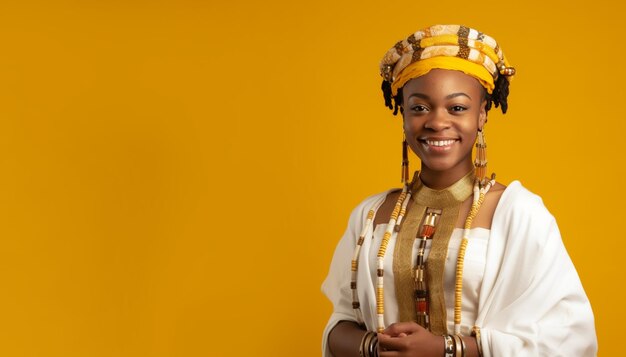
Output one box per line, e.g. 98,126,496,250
450,105,467,112
411,105,428,112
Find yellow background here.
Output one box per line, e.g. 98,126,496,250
0,0,621,356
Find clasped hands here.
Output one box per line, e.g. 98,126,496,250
377,322,443,357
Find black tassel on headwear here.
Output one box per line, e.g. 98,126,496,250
491,75,510,114
382,80,403,116
381,80,393,110
393,92,402,116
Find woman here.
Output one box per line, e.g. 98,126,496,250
321,25,597,357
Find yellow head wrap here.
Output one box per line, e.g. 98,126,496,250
380,25,515,96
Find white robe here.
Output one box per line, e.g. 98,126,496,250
321,181,597,356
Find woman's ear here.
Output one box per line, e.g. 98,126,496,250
402,113,408,132
478,100,488,130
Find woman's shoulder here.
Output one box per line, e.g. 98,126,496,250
498,180,550,212
371,188,404,227
466,180,551,229
346,188,401,226
493,180,556,229
472,181,506,228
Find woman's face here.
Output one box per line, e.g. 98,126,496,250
402,69,487,184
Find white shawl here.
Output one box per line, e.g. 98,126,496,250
321,181,597,356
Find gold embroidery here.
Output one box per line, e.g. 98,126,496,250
392,170,474,334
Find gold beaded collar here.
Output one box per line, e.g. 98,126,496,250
410,170,475,207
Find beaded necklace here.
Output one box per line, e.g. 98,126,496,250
348,185,412,332
350,195,386,326
350,172,495,335
374,186,412,332
454,175,495,334
414,208,440,330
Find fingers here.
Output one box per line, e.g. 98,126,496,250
378,323,443,357
378,323,428,354
378,350,402,357
378,332,408,352
383,321,423,336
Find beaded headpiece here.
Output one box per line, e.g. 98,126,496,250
380,24,515,114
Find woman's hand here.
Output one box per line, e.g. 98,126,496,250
377,322,443,357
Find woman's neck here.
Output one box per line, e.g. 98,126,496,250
419,163,475,190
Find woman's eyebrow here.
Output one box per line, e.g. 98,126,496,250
407,93,429,100
407,92,471,100
446,92,471,100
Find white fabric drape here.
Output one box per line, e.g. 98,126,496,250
321,181,597,356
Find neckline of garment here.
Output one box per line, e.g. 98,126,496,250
410,170,475,207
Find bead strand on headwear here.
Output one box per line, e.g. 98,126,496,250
474,129,487,184
401,138,410,184
376,186,412,332
395,138,414,231
350,196,386,325
454,174,496,334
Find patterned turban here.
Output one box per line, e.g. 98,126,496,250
380,24,515,113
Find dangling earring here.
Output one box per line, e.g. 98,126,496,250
402,137,409,184
474,129,487,185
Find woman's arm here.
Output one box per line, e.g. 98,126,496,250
378,322,480,357
329,321,482,357
328,321,367,357
322,192,389,356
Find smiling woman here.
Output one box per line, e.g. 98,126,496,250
402,70,486,189
321,24,597,357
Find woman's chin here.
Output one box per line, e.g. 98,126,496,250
419,160,473,176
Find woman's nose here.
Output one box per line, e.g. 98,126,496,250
424,109,451,131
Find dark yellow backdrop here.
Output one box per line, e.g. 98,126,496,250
0,1,619,356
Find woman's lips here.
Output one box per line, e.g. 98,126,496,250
419,138,459,151
425,139,456,147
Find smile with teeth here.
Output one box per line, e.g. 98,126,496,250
423,139,458,147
